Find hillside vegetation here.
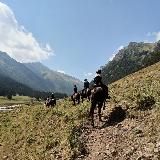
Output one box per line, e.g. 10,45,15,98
0,62,160,159
101,41,160,85
0,100,90,160
110,61,160,109
82,61,160,159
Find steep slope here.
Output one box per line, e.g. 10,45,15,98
101,41,160,84
24,62,83,94
0,52,49,91
80,62,160,160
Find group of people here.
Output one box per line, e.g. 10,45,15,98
46,69,105,105
73,69,104,95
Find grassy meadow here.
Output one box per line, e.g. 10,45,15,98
0,96,33,106
0,99,90,160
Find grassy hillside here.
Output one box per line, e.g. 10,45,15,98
0,100,90,160
109,61,160,109
0,62,160,159
80,62,160,159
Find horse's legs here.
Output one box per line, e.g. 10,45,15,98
77,98,80,104
98,102,103,122
81,97,83,103
103,100,106,110
90,101,96,127
71,95,76,105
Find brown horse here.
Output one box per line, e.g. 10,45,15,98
71,92,80,105
81,88,91,103
89,85,109,127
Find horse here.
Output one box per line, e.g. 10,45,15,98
81,88,91,103
45,98,56,107
89,85,109,127
71,92,80,105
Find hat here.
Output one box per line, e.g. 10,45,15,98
96,69,101,74
84,79,87,81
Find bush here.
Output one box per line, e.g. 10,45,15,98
7,94,12,100
136,95,155,111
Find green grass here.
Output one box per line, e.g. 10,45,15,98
109,61,160,110
0,99,90,160
0,96,42,106
1,62,160,159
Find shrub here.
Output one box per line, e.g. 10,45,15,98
136,95,155,111
7,94,12,100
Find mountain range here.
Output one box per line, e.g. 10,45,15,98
0,51,83,95
1,40,160,96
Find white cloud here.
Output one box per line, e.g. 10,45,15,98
147,31,160,41
84,72,93,77
155,32,160,41
0,2,53,62
57,70,65,74
83,72,94,81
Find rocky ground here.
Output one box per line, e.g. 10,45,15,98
77,102,160,160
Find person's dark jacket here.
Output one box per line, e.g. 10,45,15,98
84,81,89,89
51,94,55,99
94,75,102,85
74,86,77,93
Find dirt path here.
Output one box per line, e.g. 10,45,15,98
77,103,160,160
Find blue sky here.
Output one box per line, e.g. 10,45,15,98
0,0,160,81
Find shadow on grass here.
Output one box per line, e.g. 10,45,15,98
100,106,126,129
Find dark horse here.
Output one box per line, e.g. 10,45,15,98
89,85,109,127
81,88,91,103
45,98,56,107
71,92,80,105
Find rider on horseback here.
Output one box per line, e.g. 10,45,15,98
83,79,90,94
84,79,89,89
94,69,102,87
93,69,109,98
51,92,55,99
73,85,78,94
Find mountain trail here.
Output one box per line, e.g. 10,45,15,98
77,102,160,160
